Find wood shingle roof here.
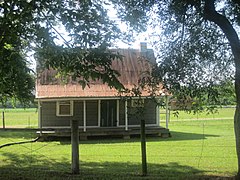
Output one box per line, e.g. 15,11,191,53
36,48,166,99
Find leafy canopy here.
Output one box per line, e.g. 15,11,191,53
0,0,126,105
111,0,239,111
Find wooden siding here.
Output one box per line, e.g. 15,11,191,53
74,101,83,126
41,102,71,127
119,99,156,125
143,100,157,124
86,100,98,126
41,101,98,127
119,100,125,126
41,99,156,127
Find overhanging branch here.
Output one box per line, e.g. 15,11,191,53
204,0,240,58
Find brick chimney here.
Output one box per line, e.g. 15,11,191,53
140,42,156,64
140,42,147,54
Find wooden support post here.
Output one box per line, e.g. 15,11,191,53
38,101,42,135
83,100,86,132
141,119,147,176
125,100,128,131
71,119,79,174
2,111,5,129
156,105,160,126
98,100,101,127
117,100,119,127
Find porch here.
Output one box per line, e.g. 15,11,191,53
37,126,171,140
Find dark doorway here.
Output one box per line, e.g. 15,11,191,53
101,100,117,127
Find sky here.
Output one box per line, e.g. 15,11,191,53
106,4,153,50
29,5,154,71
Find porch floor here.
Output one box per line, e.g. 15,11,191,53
37,126,171,140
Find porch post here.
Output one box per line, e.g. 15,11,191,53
98,100,101,127
38,100,42,135
125,99,128,131
156,104,160,126
165,96,169,129
83,100,86,132
117,99,119,127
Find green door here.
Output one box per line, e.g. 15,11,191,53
101,100,117,127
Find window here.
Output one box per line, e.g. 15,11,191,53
131,99,144,107
56,101,73,116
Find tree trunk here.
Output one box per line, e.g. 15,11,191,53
235,105,240,179
234,64,240,179
204,0,240,178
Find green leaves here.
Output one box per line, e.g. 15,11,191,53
0,46,34,106
110,0,155,33
110,0,238,112
0,0,126,105
3,43,13,50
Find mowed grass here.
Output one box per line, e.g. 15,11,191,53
0,108,38,128
0,107,237,179
160,107,235,121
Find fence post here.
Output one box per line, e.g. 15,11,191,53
166,96,169,129
2,111,5,129
141,119,147,176
71,119,79,174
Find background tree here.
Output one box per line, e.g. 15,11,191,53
0,41,34,106
0,0,127,175
111,0,240,178
0,0,125,106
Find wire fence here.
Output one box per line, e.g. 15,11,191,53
0,117,237,179
0,109,38,129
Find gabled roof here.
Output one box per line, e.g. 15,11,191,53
36,48,166,99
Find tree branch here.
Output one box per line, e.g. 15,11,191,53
204,0,240,59
40,11,72,48
204,0,240,106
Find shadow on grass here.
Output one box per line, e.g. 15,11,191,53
164,131,220,141
0,151,206,180
0,130,219,146
59,131,219,145
0,130,37,139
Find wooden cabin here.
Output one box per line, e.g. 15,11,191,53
35,44,170,139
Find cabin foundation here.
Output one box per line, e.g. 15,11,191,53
37,126,170,140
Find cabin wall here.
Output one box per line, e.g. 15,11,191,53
119,99,157,126
41,101,70,127
119,100,125,126
41,99,157,127
74,101,83,126
143,100,157,124
41,101,98,127
86,100,98,126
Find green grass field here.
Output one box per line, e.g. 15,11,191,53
0,108,38,128
160,107,235,121
0,108,237,179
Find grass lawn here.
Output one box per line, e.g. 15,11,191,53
0,108,38,128
160,107,235,121
0,107,237,179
